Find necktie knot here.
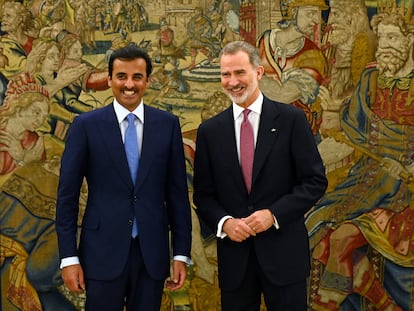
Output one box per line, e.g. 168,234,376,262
127,113,136,125
243,109,251,120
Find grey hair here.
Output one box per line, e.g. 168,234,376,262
219,41,261,68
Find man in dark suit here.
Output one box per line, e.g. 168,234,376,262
193,41,327,310
55,44,192,311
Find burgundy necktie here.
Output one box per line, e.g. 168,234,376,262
240,109,254,193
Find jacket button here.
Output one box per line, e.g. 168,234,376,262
247,205,254,211
128,220,133,225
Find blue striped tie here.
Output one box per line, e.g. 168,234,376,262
125,113,139,237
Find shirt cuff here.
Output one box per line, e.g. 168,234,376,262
173,255,193,265
217,215,233,239
60,256,80,269
273,215,280,229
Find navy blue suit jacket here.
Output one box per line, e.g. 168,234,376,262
56,103,192,281
193,96,327,290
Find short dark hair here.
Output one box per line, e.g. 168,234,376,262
108,44,153,78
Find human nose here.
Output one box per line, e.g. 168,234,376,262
378,37,389,48
226,75,239,86
124,77,134,88
36,113,47,124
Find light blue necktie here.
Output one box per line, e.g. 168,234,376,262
125,113,139,237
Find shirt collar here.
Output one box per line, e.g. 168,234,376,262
232,92,263,121
113,98,144,124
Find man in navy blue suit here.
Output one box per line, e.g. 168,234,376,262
55,44,192,311
193,41,327,310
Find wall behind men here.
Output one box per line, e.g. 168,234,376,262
2,0,413,310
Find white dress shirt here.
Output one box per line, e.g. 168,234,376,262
216,93,279,238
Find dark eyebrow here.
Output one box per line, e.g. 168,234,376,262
114,72,144,78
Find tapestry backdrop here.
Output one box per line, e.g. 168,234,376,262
1,0,414,310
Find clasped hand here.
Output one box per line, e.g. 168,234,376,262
380,157,412,181
223,209,274,242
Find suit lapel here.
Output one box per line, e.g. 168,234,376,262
135,105,159,190
99,104,133,188
218,107,247,193
252,98,280,186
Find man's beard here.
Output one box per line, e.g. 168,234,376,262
296,23,318,41
376,46,409,75
223,79,258,105
294,17,316,40
329,66,352,98
329,25,352,46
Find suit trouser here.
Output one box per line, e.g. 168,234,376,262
84,238,164,311
221,249,307,311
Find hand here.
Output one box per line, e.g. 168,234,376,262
165,260,186,291
320,110,341,137
23,137,45,163
380,157,410,180
281,67,319,104
45,63,89,97
26,40,49,73
0,130,25,162
242,209,275,234
318,85,331,111
55,63,89,86
222,218,256,242
61,264,85,294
